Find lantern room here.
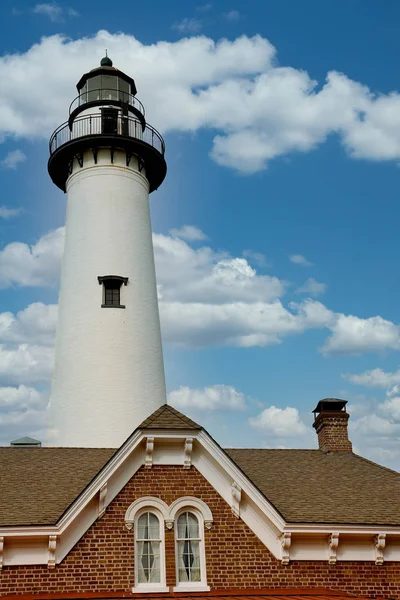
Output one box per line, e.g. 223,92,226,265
68,55,145,128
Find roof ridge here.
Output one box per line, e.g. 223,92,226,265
351,451,400,476
138,403,202,430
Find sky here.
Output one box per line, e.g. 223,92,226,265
1,1,400,468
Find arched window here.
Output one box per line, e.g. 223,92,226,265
134,510,167,590
177,511,201,583
174,509,209,591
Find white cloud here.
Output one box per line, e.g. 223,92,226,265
249,405,308,437
33,3,78,21
172,18,202,33
0,384,44,410
0,206,21,219
320,314,400,356
0,149,26,170
0,303,57,347
168,384,246,411
0,344,53,385
154,234,285,306
296,277,327,297
342,367,400,389
290,254,313,267
0,225,397,356
0,227,64,288
2,31,400,172
242,249,269,267
33,3,62,20
0,385,49,445
223,10,240,21
169,225,208,241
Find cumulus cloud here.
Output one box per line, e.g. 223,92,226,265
168,384,246,411
0,149,26,170
290,254,313,267
2,31,400,172
0,225,397,356
296,277,327,297
0,344,53,385
0,227,64,288
169,225,208,241
320,314,400,356
342,367,400,389
0,385,49,445
249,405,309,437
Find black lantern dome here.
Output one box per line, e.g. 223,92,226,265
100,54,113,67
48,58,166,193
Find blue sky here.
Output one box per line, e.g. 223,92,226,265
1,1,400,467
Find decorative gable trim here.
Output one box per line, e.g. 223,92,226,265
2,428,400,567
281,533,291,565
231,482,242,519
145,437,154,469
375,533,386,566
328,533,339,565
48,535,57,569
183,437,193,469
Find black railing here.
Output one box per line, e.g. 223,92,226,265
69,89,145,116
49,114,165,156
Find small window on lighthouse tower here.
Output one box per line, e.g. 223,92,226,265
98,275,128,308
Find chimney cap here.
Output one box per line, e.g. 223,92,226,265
312,398,348,415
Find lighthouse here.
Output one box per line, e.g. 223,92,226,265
48,56,167,447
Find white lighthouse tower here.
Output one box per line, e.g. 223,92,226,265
48,56,167,447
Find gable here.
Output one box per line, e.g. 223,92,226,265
1,418,400,570
2,464,400,600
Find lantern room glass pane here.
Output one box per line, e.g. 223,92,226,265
118,77,130,103
87,75,101,101
102,74,118,100
79,83,87,105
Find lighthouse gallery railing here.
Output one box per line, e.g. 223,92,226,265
49,114,165,156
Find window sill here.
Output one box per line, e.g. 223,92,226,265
173,585,210,592
101,304,126,309
132,587,169,594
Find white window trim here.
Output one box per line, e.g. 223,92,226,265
173,506,210,592
126,498,169,593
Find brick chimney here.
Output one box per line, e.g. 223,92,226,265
312,398,352,453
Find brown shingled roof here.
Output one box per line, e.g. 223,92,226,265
0,447,115,526
226,448,400,525
139,404,202,430
2,410,400,528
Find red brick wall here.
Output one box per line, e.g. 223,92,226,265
313,413,352,452
0,465,399,598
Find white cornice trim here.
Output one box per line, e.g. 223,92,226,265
2,428,400,566
197,430,286,531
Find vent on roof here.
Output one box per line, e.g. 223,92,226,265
10,436,41,447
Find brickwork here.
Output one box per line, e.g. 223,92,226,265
0,465,399,598
313,412,352,452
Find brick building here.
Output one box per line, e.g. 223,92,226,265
1,403,400,600
1,59,400,600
